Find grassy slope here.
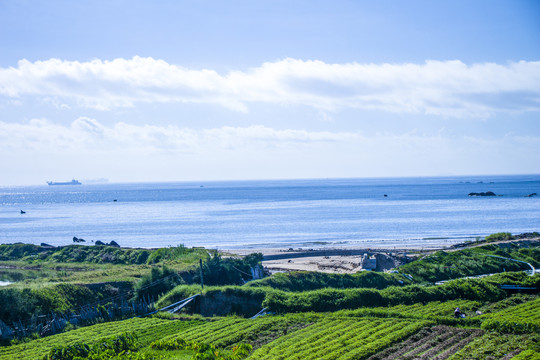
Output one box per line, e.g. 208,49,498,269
0,243,209,284
398,242,540,283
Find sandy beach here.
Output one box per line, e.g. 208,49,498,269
224,237,540,274
224,246,421,274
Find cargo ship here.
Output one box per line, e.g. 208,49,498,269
46,179,82,186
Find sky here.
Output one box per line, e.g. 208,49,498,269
0,0,539,185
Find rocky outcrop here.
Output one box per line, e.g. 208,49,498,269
94,240,121,247
468,191,496,196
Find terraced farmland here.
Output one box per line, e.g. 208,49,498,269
367,326,483,360
249,318,432,360
1,296,539,360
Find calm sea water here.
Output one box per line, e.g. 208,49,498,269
0,175,539,250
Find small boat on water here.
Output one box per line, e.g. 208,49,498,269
47,179,82,186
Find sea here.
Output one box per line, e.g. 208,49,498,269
0,175,539,251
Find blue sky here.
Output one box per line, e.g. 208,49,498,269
0,0,539,185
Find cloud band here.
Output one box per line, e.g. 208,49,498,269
1,57,539,117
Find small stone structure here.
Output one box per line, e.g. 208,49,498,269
360,253,377,270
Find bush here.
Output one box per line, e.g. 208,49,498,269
261,276,508,313
245,271,407,292
485,232,514,242
263,288,384,313
150,337,252,359
398,242,537,283
133,266,184,301
0,284,96,324
43,332,138,359
146,245,191,264
192,253,263,286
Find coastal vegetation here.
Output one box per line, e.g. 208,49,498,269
0,233,538,358
399,241,539,283
244,271,409,291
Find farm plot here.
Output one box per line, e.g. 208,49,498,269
0,317,198,360
161,315,312,349
248,318,432,360
341,300,482,319
448,333,540,360
478,297,540,334
481,298,540,322
366,325,483,360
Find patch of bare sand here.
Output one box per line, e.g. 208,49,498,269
221,246,415,273
221,237,539,274
263,255,363,273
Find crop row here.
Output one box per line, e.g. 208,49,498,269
0,317,195,360
158,315,313,350
476,297,540,334
192,317,309,349
165,317,246,343
249,318,431,360
448,333,540,360
481,298,540,322
367,325,483,360
339,299,481,319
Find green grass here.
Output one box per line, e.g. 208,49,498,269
398,242,540,283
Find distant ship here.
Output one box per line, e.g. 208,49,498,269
47,179,82,186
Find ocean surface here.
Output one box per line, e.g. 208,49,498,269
0,175,539,250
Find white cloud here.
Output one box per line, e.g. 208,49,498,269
1,117,539,184
0,118,360,153
1,57,539,117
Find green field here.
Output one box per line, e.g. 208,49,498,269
0,294,538,359
1,237,539,359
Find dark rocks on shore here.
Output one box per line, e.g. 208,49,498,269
73,236,86,243
95,240,121,247
468,191,497,197
514,232,540,239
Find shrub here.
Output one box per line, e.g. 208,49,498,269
146,245,191,264
245,270,406,292
133,266,184,301
485,232,514,242
43,332,138,359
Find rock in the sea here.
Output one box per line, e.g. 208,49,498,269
468,191,496,196
94,240,120,247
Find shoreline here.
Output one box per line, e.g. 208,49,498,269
222,236,540,274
